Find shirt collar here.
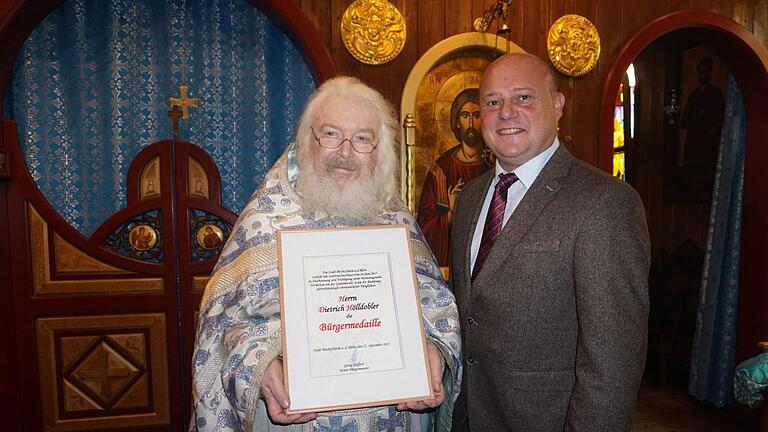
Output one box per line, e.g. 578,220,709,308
494,137,560,189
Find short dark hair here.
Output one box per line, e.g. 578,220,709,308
449,87,480,142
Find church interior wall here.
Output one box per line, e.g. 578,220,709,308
0,0,767,430
291,0,767,168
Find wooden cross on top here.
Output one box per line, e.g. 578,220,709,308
168,85,200,140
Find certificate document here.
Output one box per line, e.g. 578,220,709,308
278,225,432,413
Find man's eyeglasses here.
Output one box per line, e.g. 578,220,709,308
311,126,377,154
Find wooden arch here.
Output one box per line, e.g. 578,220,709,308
598,10,768,364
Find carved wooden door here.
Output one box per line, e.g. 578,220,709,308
4,131,236,432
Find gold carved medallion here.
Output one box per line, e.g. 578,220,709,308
341,0,406,65
129,224,158,251
547,14,601,77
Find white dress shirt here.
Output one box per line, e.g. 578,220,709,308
469,138,560,271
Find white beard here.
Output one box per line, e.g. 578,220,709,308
296,157,385,220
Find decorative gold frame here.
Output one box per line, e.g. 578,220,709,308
400,32,524,213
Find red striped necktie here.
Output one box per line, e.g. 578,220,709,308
472,172,519,281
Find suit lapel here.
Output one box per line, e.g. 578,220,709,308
460,170,495,304
469,146,573,297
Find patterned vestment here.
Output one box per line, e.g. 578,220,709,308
190,145,462,432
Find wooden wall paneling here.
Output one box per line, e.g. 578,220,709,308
596,0,623,105
550,0,576,145
668,0,691,12
445,0,473,35
361,63,391,106
417,0,446,57
568,0,599,164
296,0,332,52
389,0,418,114
521,0,548,57
622,0,649,47
470,0,494,34
711,0,735,19
688,0,715,12
732,0,755,31
645,0,669,24
330,0,362,79
755,0,768,48
535,0,551,59
504,0,525,50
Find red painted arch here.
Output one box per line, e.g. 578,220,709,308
599,10,768,171
598,10,768,366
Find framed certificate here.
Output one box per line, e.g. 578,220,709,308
277,225,433,413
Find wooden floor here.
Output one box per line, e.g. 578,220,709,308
631,380,755,431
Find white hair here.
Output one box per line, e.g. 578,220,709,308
294,76,401,212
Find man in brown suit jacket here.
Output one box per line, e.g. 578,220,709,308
450,53,650,431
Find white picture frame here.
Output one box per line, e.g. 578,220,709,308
277,225,433,413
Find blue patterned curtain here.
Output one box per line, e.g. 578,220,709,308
3,0,316,236
688,76,746,407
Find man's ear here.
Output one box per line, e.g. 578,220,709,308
554,92,565,119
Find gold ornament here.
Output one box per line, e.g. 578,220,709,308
547,14,601,77
341,0,406,65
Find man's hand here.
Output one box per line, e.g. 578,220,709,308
260,358,317,424
396,342,445,412
448,178,465,212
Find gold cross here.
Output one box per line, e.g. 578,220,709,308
168,85,199,140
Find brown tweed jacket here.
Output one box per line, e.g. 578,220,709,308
450,145,650,432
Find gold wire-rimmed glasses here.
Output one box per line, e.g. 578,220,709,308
310,126,377,154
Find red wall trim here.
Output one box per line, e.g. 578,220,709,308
598,10,768,173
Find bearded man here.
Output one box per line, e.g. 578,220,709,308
417,88,492,268
190,77,462,432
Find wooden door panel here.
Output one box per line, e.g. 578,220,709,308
28,205,164,296
5,120,234,430
36,314,170,432
174,141,238,419
4,129,181,431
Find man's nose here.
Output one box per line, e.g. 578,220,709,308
500,102,517,120
336,138,354,157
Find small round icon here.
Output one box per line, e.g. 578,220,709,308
197,224,223,250
129,224,158,251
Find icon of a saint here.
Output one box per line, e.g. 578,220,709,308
680,56,725,169
197,225,223,250
130,225,156,251
417,88,493,267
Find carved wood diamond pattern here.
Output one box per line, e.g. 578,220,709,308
64,336,146,409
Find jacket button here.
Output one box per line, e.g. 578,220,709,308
467,357,477,365
467,317,476,325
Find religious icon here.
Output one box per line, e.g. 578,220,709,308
139,157,161,200
413,63,495,269
679,54,725,170
129,225,157,251
417,86,493,267
188,157,209,199
196,224,223,250
402,33,522,278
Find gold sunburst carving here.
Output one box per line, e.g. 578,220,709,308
547,14,601,77
341,0,406,65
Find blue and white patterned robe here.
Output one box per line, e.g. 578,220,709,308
190,146,462,432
